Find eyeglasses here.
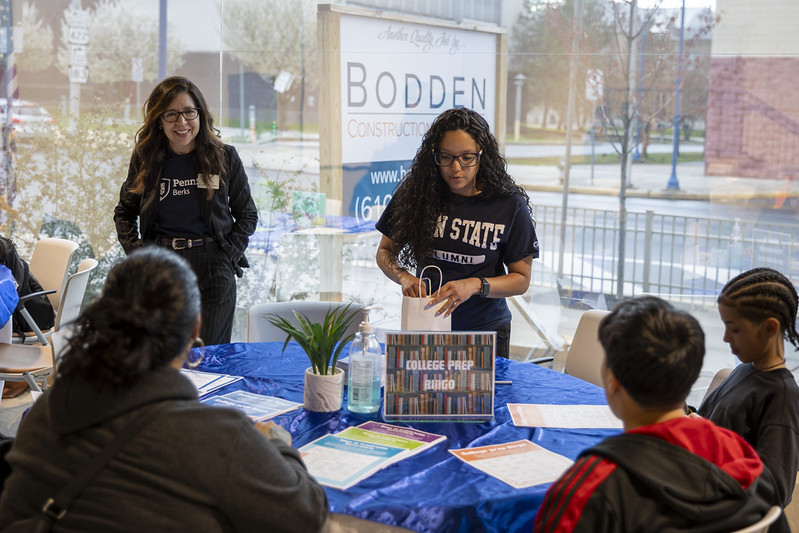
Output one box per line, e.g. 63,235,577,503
162,108,200,123
433,151,482,168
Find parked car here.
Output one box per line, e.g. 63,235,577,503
0,99,55,138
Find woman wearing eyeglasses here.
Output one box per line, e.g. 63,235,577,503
114,76,257,345
376,107,539,357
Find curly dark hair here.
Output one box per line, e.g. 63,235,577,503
385,107,532,269
718,267,799,350
129,76,226,200
58,246,201,391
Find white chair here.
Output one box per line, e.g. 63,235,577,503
27,237,79,311
563,309,610,387
17,257,97,345
248,301,364,343
731,505,782,533
701,367,734,405
0,343,55,392
13,238,79,344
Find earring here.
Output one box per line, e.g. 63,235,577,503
187,337,204,369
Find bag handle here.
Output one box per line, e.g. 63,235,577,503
418,265,444,297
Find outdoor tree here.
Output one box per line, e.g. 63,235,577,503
222,0,319,128
10,107,135,261
593,0,716,299
17,1,54,74
510,0,614,130
54,0,185,101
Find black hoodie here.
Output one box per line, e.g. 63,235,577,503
535,416,784,532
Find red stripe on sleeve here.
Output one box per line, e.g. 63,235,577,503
535,455,617,532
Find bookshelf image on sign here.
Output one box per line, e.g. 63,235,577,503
384,331,495,421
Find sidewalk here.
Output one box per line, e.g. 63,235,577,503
510,158,798,202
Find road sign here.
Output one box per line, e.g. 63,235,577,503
586,69,604,102
131,57,142,83
68,27,89,45
70,45,87,68
68,66,88,84
69,9,89,28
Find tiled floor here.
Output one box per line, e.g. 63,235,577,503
0,389,35,437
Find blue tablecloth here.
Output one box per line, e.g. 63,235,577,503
198,342,620,533
0,264,18,327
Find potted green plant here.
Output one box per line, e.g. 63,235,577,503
268,303,359,412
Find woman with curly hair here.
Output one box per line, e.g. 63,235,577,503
0,247,328,532
114,76,257,345
376,108,539,357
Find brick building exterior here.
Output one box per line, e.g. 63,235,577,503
705,0,799,180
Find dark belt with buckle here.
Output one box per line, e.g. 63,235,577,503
157,237,211,251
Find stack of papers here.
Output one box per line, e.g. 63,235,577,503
451,440,573,489
507,403,622,429
180,369,242,397
201,390,303,421
299,421,446,490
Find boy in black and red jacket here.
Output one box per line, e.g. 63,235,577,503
534,296,784,532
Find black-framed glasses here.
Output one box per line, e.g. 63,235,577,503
433,151,482,168
162,108,200,123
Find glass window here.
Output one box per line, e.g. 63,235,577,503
2,0,792,386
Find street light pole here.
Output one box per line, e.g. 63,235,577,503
666,0,686,191
557,0,583,280
633,27,646,161
513,74,526,142
0,0,13,221
158,0,167,81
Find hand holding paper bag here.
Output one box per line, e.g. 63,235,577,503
400,265,452,331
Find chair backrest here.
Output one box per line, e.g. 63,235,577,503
49,327,73,366
53,258,98,331
564,309,610,387
248,301,364,343
701,367,734,405
28,238,79,310
731,505,782,533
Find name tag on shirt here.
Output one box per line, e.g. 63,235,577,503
197,174,220,190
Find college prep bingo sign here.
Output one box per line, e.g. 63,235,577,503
324,7,502,222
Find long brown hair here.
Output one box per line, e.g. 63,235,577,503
129,76,226,198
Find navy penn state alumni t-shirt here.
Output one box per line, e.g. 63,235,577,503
377,190,539,331
155,151,209,237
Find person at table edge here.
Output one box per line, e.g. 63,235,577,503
376,107,539,357
0,247,327,532
534,296,783,532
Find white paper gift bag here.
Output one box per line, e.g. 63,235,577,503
400,265,451,331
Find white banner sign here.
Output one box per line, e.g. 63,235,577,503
339,15,497,164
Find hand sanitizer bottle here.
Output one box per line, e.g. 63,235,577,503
347,306,382,414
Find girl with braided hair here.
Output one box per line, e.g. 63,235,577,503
699,267,799,507
375,108,539,357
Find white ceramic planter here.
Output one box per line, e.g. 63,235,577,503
303,367,344,412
